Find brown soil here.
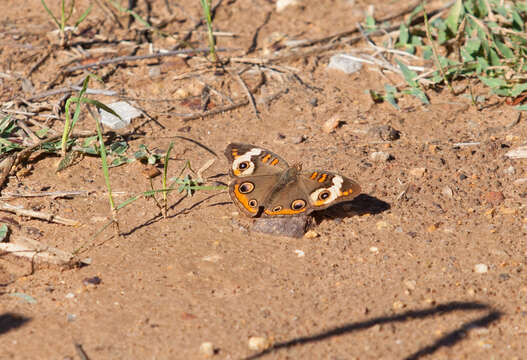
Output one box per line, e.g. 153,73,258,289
1,1,526,359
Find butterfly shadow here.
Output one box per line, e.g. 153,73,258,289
314,193,390,222
0,312,31,336
243,301,502,360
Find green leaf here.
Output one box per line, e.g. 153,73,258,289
396,59,418,87
515,105,527,111
511,83,527,98
0,224,9,242
488,48,500,66
512,10,524,31
465,37,481,54
445,0,463,35
398,23,409,45
365,15,376,29
494,39,514,59
407,88,430,104
479,76,507,89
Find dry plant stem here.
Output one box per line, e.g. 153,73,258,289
16,119,40,145
28,87,118,101
1,190,89,200
64,48,234,73
27,47,53,77
0,202,80,226
228,69,259,118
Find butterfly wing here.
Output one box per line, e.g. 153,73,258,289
224,143,289,178
228,174,282,217
261,170,360,217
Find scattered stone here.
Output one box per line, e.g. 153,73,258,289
67,313,77,322
142,165,161,179
504,166,516,175
294,249,305,257
304,230,319,239
370,151,390,162
276,0,301,11
499,273,511,281
290,135,306,144
327,53,363,74
474,264,488,274
441,186,453,198
99,101,142,130
368,125,400,141
65,292,75,299
484,191,505,206
404,279,416,291
409,167,426,178
148,66,161,78
393,300,405,310
248,336,270,351
369,246,379,253
459,173,468,180
199,342,215,357
322,116,341,133
82,276,102,286
251,215,309,238
202,254,222,262
309,98,318,107
514,178,527,186
426,224,437,232
505,145,527,159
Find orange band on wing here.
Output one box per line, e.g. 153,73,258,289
270,158,279,166
233,184,258,213
264,207,306,216
310,172,318,179
262,154,271,163
318,173,328,183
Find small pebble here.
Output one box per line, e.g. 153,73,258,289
65,292,75,299
393,301,405,310
376,221,389,230
459,173,468,180
327,53,363,74
409,167,426,178
82,276,102,286
290,135,305,144
370,151,390,162
484,191,505,206
148,66,161,78
67,314,76,322
199,342,215,357
309,98,318,107
304,230,319,238
504,166,515,175
322,116,340,133
499,273,511,281
404,279,416,291
369,246,379,253
474,264,488,274
276,0,301,11
294,249,305,257
442,186,453,198
248,336,270,351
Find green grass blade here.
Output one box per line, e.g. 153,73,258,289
40,0,60,27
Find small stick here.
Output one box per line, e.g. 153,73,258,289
28,87,118,101
27,47,52,77
1,190,90,200
63,48,236,73
229,69,259,118
0,202,80,226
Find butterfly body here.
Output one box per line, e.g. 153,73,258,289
225,143,361,217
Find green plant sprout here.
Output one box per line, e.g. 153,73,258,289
200,0,218,62
40,0,92,46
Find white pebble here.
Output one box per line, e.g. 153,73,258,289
199,342,215,357
370,151,390,162
248,336,270,351
294,249,305,257
327,53,363,74
322,116,340,133
474,264,488,273
276,0,301,12
369,246,379,253
65,292,75,299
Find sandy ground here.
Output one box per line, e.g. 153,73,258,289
1,0,527,359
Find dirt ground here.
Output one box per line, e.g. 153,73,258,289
1,0,527,359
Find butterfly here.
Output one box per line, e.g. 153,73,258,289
225,143,360,217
